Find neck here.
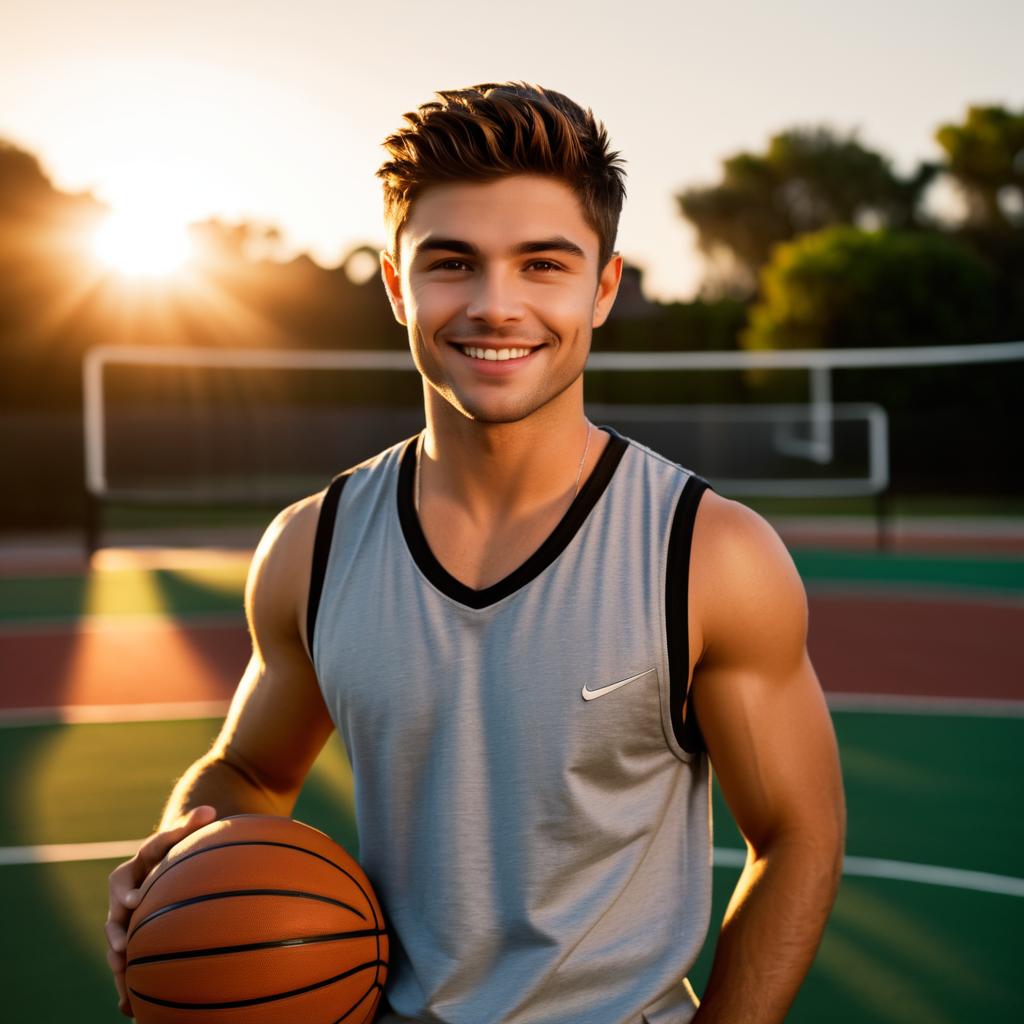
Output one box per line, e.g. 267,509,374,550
416,392,602,526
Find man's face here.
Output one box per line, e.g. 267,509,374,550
381,174,622,426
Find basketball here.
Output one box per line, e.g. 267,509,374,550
124,814,388,1024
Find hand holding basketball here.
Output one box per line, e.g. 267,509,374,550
121,814,388,1023
105,805,219,1018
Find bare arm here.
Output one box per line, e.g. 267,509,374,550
688,494,846,1024
105,491,336,1016
158,494,335,825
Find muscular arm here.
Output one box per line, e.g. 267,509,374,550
158,493,335,826
688,494,846,1024
106,491,335,1016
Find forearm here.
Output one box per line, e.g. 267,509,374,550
158,746,296,830
693,835,842,1024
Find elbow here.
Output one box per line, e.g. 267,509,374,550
816,811,846,901
754,812,846,893
212,743,300,816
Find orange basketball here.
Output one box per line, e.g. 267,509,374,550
124,814,388,1024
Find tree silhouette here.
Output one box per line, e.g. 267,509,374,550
935,104,1024,231
743,225,997,353
677,126,938,296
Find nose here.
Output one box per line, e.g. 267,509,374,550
464,267,525,325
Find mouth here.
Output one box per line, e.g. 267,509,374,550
449,342,544,365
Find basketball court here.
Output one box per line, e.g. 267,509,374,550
2,514,1021,1023
1,340,1020,1020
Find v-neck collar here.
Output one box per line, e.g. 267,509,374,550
396,425,629,610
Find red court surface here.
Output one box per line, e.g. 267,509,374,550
1,590,1020,714
1,518,1021,714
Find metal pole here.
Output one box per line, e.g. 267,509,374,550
874,490,891,553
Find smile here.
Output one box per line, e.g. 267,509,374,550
456,346,536,362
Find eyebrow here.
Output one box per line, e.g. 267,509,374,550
412,235,587,261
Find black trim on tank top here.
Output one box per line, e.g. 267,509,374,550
666,473,714,754
397,426,630,610
306,472,351,658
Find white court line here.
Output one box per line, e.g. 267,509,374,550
825,693,1024,716
712,848,1024,898
0,840,142,865
0,701,230,727
1,840,1021,897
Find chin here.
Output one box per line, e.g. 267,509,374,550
448,393,548,425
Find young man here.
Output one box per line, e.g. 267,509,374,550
106,82,845,1024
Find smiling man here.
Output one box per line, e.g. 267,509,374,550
106,83,845,1024
380,171,621,571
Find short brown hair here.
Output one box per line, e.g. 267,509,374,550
377,82,627,272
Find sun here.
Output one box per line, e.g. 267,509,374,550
94,206,193,277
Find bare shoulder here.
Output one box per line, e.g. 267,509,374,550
688,489,843,854
213,489,336,799
690,488,808,668
245,490,326,653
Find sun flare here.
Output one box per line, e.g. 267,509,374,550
94,207,193,277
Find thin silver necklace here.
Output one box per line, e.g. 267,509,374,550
415,421,594,515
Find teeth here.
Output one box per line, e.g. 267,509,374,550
461,346,533,361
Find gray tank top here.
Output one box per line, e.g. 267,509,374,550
307,426,714,1024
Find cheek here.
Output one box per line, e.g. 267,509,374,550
407,286,464,334
541,290,596,334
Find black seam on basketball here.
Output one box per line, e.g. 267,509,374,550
128,958,386,1009
126,887,368,942
127,928,387,967
332,981,381,1024
138,839,376,918
372,880,381,986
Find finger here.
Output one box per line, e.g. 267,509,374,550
128,805,219,901
104,918,127,954
105,804,219,1016
173,803,218,834
107,806,218,938
106,945,133,1016
118,984,135,1018
108,856,152,927
136,805,218,868
133,806,196,864
107,865,140,933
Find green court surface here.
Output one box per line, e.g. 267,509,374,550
2,712,1022,1022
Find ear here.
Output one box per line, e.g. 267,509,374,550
379,249,407,326
592,252,623,328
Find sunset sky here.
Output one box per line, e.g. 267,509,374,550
2,0,1021,301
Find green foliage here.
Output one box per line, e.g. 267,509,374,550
739,227,1018,441
743,226,998,352
935,105,1024,230
677,127,936,293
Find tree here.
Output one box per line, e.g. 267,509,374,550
935,104,1024,231
677,127,937,296
743,225,997,353
740,225,1019,489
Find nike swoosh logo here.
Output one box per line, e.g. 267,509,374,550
581,668,657,701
